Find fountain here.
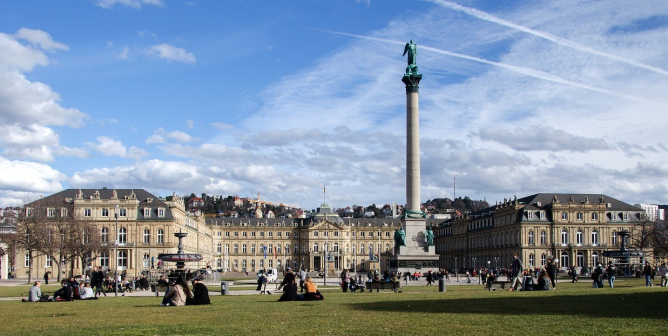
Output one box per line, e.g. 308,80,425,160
603,230,645,276
157,231,203,279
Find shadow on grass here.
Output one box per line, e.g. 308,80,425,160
350,290,668,319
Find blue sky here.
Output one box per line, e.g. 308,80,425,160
1,0,668,210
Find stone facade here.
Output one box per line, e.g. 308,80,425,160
435,193,649,272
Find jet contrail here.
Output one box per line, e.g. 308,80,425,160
429,0,668,76
322,30,650,103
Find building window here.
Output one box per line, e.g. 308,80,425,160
259,232,264,237
313,244,319,253
242,232,247,237
242,244,247,254
268,232,273,237
623,213,628,221
118,227,127,245
314,231,318,237
540,211,545,219
26,208,33,216
143,229,150,244
561,229,568,245
100,252,109,267
158,208,165,217
541,253,546,266
285,244,290,255
101,208,109,217
576,251,584,267
157,229,164,244
225,244,230,255
234,232,239,237
294,232,298,237
360,232,365,237
576,213,583,220
592,252,599,266
144,208,151,217
591,230,599,246
84,209,92,217
46,255,52,267
61,208,68,217
528,230,534,245
277,245,282,254
234,244,238,254
528,254,534,267
527,211,533,219
592,212,598,220
560,251,569,268
540,231,546,245
610,212,616,220
251,232,256,237
251,259,256,270
612,231,618,245
101,227,109,243
251,244,256,254
216,243,222,254
119,208,127,217
24,254,30,268
118,250,128,269
561,212,567,220
576,230,583,246
294,245,298,254
225,231,230,237
47,208,55,217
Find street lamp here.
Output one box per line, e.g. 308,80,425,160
114,204,119,297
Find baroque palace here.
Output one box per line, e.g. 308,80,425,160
435,193,648,272
7,190,647,279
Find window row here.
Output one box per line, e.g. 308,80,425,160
100,227,165,245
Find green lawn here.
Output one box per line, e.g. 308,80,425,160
0,279,666,336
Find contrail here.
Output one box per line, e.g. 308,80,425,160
322,30,650,103
429,0,668,76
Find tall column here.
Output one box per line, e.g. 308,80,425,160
402,73,422,213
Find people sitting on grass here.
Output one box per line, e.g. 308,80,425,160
534,269,552,291
23,281,49,302
298,276,323,301
160,275,191,306
80,283,98,300
277,268,298,302
53,279,73,301
157,274,169,286
138,275,150,291
186,277,210,305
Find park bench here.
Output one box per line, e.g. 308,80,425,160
486,280,511,291
150,283,170,297
367,281,401,293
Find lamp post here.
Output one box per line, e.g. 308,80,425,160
114,205,119,298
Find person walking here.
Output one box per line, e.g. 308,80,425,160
643,262,654,287
545,257,557,289
43,271,50,285
340,269,350,292
426,270,434,286
91,267,106,297
299,268,306,293
510,254,523,291
569,266,578,283
605,262,617,288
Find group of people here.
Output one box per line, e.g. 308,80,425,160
274,267,323,301
500,254,559,291
159,275,210,306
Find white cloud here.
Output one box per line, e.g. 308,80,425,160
86,136,148,160
138,30,157,38
0,157,66,193
118,46,130,59
145,128,197,144
95,0,163,9
14,28,68,53
145,44,196,63
186,119,194,129
211,122,234,131
478,126,610,152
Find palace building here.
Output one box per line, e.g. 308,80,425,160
435,193,648,272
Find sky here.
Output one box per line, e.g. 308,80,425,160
1,0,667,210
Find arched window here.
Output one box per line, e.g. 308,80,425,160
591,230,599,246
592,252,599,266
157,229,164,244
560,251,569,268
576,230,583,246
143,229,150,244
118,227,127,245
101,227,109,243
561,229,569,245
117,250,128,269
528,230,535,245
99,251,109,268
576,251,584,267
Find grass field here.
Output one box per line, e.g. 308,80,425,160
0,279,666,336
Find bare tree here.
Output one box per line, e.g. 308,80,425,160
631,217,655,257
63,218,109,278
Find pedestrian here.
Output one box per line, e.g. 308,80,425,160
340,269,350,292
299,268,306,293
658,263,668,287
545,257,557,289
426,270,433,286
43,271,50,285
510,254,523,291
605,262,617,288
569,266,578,283
643,262,654,287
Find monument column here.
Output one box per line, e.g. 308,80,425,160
390,40,438,275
